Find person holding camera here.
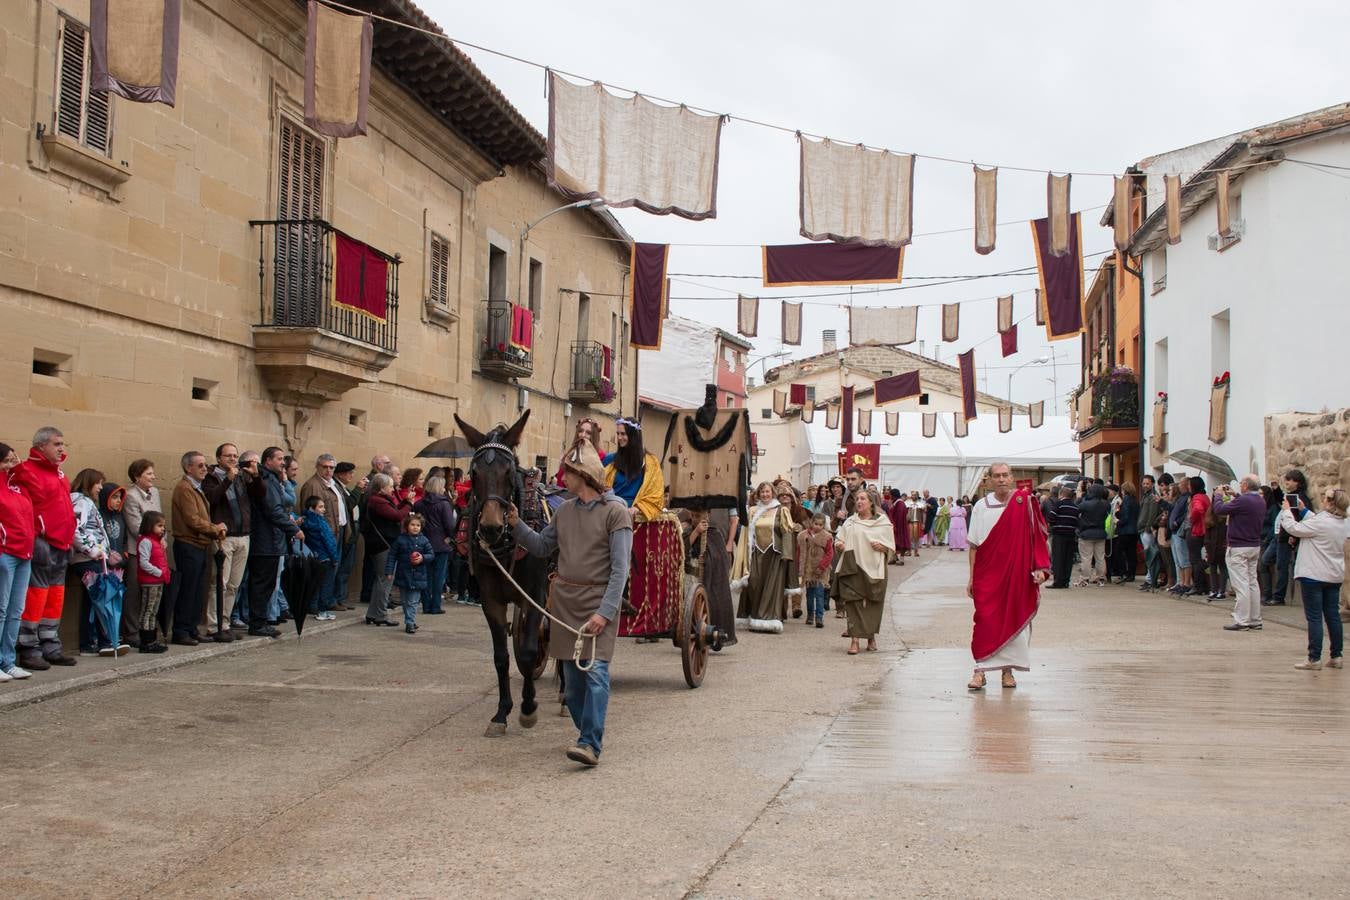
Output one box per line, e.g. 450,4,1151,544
1277,486,1349,669
1213,476,1265,630
202,443,254,642
1268,469,1315,606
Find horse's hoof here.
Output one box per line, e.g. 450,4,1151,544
519,710,538,729
484,722,508,737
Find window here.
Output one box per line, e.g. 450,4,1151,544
804,385,816,404
611,312,618,356
761,408,772,419
348,409,367,430
725,393,735,406
427,232,451,309
577,293,590,343
1150,247,1167,294
528,258,543,314
918,393,930,406
487,245,507,305
191,378,217,404
621,321,628,358
53,16,110,156
723,346,737,369
32,348,71,384
1211,309,1230,377
427,422,439,438
1154,338,1168,396
277,118,324,219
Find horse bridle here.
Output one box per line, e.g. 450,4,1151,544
468,439,525,560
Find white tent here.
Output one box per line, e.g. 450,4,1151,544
801,412,1080,496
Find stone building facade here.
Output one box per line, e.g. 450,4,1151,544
1265,409,1350,605
0,0,634,492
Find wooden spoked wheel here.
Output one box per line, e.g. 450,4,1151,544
680,580,710,689
512,602,550,680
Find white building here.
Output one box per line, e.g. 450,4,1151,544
637,314,751,445
1130,103,1350,480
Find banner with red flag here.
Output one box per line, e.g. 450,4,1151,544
840,443,880,479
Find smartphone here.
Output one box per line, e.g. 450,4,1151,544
1288,494,1301,508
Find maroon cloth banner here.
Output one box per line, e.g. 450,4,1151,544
840,443,880,480
1000,324,1018,358
958,349,977,422
789,383,807,405
841,385,855,443
629,243,669,349
1030,214,1085,341
762,243,904,287
873,370,921,405
334,232,387,321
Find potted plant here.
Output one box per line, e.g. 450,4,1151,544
1091,366,1139,427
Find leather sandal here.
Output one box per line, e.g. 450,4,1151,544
967,671,986,691
1001,671,1017,689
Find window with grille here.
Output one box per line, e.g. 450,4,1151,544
53,16,110,156
428,232,450,309
273,118,326,326
277,117,324,219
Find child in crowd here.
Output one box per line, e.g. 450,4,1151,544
386,514,434,634
301,496,339,621
135,512,170,653
798,512,834,628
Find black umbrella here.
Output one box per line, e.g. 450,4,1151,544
280,550,329,636
213,543,226,637
415,435,474,459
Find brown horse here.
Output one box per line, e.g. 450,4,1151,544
453,410,549,737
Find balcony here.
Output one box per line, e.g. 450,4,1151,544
479,299,533,380
1075,376,1142,455
249,219,399,407
569,341,614,404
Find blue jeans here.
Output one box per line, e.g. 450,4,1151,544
1274,541,1296,601
334,537,357,606
310,559,339,613
424,552,450,613
0,554,30,670
1300,578,1344,662
399,587,421,627
267,555,290,621
562,658,611,755
806,584,827,621
232,563,250,626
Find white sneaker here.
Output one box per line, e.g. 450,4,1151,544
5,666,32,679
0,669,10,682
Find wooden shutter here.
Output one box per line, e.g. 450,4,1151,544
428,232,449,308
277,118,324,220
274,118,326,326
54,17,110,155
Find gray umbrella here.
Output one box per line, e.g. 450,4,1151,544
1167,449,1236,484
415,435,474,459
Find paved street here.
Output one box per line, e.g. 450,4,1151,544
4,552,1346,898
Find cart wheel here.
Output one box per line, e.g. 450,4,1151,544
681,581,710,688
512,603,550,681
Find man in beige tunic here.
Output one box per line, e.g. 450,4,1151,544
510,441,632,767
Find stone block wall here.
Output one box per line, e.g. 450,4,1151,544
1265,409,1350,605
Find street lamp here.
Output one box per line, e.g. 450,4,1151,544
521,197,607,243
1007,355,1051,404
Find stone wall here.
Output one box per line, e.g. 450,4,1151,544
1265,409,1350,605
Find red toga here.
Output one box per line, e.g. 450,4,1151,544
970,488,1049,664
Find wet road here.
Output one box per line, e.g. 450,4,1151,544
4,552,1345,898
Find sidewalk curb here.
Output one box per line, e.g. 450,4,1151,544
0,615,364,713
1163,589,1303,630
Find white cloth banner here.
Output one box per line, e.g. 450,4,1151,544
737,294,759,337
1029,400,1045,428
547,73,723,220
953,412,969,438
848,305,917,346
799,137,915,247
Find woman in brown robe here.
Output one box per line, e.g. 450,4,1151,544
835,489,895,654
737,482,797,633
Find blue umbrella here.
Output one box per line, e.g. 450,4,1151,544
86,561,125,653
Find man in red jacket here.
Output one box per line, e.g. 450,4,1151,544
10,426,78,669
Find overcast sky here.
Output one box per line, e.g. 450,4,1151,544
422,0,1349,407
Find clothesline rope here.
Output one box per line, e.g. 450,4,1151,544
313,0,1299,183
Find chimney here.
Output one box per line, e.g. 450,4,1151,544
822,329,837,353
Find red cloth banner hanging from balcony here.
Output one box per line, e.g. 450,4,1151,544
90,0,181,107
1030,213,1084,341
333,232,387,321
958,348,977,422
509,305,533,352
629,243,669,349
873,370,921,405
840,444,880,479
789,383,808,405
602,344,612,379
762,242,904,287
1000,324,1018,358
304,0,372,137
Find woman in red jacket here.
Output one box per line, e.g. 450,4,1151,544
0,444,36,680
1188,476,1211,595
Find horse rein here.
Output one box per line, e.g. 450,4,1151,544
468,440,526,560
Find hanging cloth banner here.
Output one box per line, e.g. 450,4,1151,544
1165,174,1183,245
1113,175,1132,252
1030,213,1085,341
1209,379,1229,444
547,73,723,220
1029,400,1045,428
762,243,904,287
825,403,840,430
1216,171,1232,237
999,407,1013,433
885,411,899,436
1151,400,1167,451
737,294,759,337
333,233,388,321
873,370,921,405
303,0,372,137
997,295,1014,334
1047,173,1072,256
922,413,937,438
958,348,977,422
1035,288,1046,326
799,137,915,247
781,300,803,345
789,384,808,405
942,303,960,343
629,243,669,349
841,385,855,444
856,409,872,436
1000,324,1018,358
974,165,998,255
509,305,534,352
773,389,787,417
90,0,181,107
953,412,969,438
840,444,881,480
800,402,815,424
849,305,917,346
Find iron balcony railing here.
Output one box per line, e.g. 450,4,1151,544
250,218,399,353
480,299,533,379
569,340,612,401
